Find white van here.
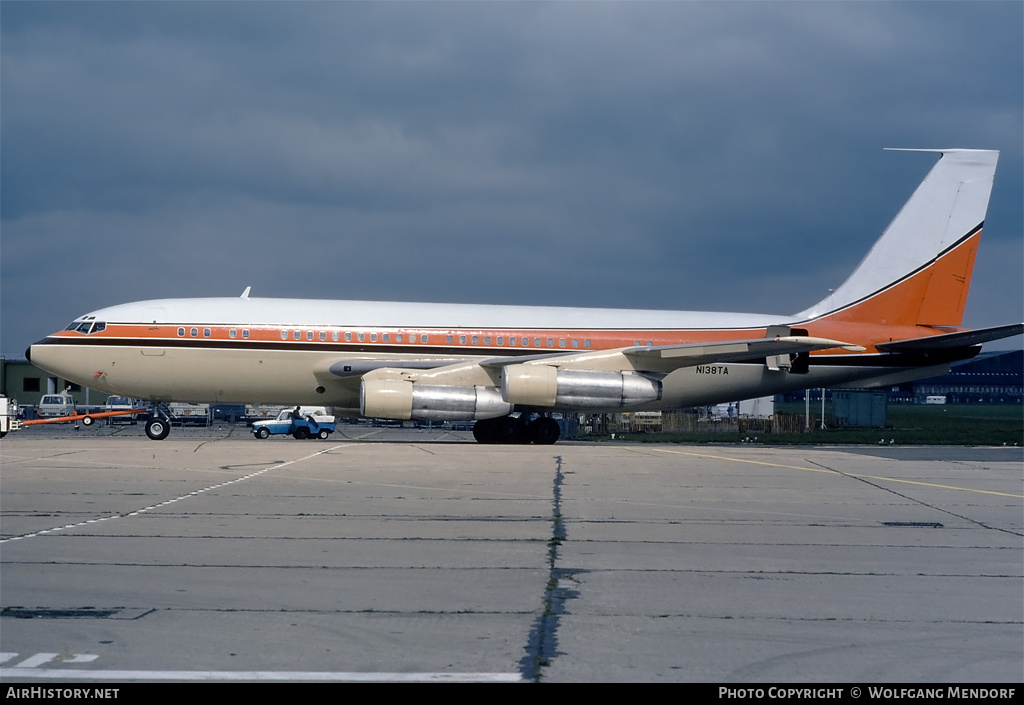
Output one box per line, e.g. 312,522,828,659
37,392,77,418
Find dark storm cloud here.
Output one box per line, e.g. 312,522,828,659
2,1,1021,354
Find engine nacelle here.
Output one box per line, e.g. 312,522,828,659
501,366,661,409
360,380,511,421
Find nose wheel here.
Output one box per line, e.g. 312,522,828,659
145,418,170,440
144,404,172,440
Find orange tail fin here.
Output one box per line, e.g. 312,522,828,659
796,150,996,329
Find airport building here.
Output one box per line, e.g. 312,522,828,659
889,349,1022,405
779,349,1022,406
0,355,108,408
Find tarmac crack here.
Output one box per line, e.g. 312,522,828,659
808,459,1024,537
519,454,578,683
192,424,245,452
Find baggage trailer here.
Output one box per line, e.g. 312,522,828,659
22,407,149,427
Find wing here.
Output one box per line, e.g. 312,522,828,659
319,335,862,417
481,335,864,374
623,336,865,371
317,335,862,384
320,357,468,378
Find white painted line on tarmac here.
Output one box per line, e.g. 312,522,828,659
11,654,58,668
0,445,350,545
0,668,523,682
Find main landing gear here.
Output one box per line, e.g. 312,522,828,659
472,415,560,445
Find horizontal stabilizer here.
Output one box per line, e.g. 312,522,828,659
875,323,1024,353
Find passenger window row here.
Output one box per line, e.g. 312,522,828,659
171,327,596,349
445,335,592,349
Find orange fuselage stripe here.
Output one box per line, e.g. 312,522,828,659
43,234,981,358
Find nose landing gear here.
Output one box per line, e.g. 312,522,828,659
144,404,172,440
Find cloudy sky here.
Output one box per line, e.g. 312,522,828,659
2,1,1021,354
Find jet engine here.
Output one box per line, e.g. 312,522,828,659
501,366,661,409
360,380,511,421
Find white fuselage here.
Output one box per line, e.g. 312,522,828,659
27,296,936,416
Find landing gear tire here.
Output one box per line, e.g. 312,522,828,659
529,417,560,445
472,417,502,444
81,415,94,426
474,415,560,444
145,418,170,441
498,416,529,444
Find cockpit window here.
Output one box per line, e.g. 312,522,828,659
69,320,106,335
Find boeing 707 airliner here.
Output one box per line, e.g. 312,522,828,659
27,149,1022,443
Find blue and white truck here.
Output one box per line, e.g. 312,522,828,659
251,407,335,440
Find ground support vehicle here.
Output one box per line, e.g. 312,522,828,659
36,392,77,418
252,408,335,440
23,407,149,428
105,396,141,424
169,403,211,427
1,396,22,437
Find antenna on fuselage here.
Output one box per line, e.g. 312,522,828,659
240,286,251,299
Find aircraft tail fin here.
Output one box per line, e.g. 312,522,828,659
796,149,998,327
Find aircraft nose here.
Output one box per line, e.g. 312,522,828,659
25,339,50,364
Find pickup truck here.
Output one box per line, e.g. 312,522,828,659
252,407,335,440
104,396,140,424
